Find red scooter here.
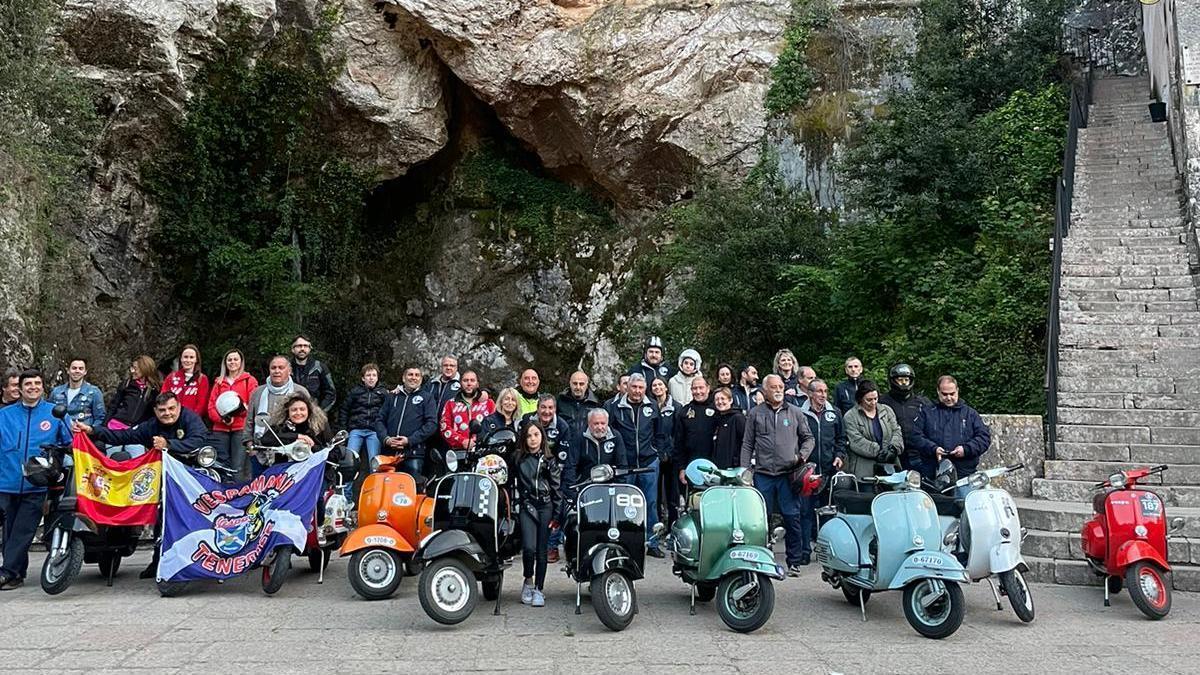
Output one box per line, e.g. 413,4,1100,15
1080,465,1184,619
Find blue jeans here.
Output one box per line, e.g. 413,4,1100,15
629,458,661,549
347,428,381,461
754,474,805,566
0,492,45,579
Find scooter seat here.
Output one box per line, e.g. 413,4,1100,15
928,493,962,518
832,489,873,515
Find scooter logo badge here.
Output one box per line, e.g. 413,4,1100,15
392,492,412,507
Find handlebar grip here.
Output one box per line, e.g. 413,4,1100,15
629,467,654,475
1007,463,1025,471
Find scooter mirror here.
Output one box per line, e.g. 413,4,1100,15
1170,517,1185,533
51,404,68,420
445,450,459,472
770,526,785,545
332,429,349,444
652,522,666,537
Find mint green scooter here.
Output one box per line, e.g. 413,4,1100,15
659,459,786,633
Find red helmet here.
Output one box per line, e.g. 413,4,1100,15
792,462,825,497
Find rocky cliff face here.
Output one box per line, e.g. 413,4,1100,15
7,0,909,388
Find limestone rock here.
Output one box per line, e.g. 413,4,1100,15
381,0,790,205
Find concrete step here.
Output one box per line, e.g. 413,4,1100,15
1015,496,1200,535
1022,555,1200,591
1052,441,1200,464
1058,333,1200,349
1056,407,1200,426
1061,276,1198,291
1054,424,1200,446
1061,264,1193,277
1058,392,1200,411
1032,478,1200,508
1059,347,1200,365
1059,311,1199,326
1063,299,1200,313
1023,528,1198,565
1044,459,1200,485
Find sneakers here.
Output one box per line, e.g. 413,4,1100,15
786,564,803,578
531,589,545,607
547,547,559,564
0,576,24,591
521,581,534,605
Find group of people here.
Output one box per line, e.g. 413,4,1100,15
0,334,993,601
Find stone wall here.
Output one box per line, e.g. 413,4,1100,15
976,414,1046,497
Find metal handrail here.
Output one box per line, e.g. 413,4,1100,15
1045,65,1094,462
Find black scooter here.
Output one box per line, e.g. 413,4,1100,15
563,463,653,631
416,429,521,625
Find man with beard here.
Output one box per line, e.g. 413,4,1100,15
733,364,762,411
439,370,493,452
289,335,336,413
627,336,674,384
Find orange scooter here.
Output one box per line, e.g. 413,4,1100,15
341,455,435,600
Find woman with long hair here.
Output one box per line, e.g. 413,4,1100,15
476,387,521,446
162,344,210,423
206,348,259,477
514,420,560,608
106,355,161,431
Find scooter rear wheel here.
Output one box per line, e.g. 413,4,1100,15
902,579,964,639
1000,569,1035,623
590,570,636,632
348,548,403,600
41,537,84,595
716,572,775,634
1126,562,1171,620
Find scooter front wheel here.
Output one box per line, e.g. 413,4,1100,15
348,548,403,600
591,570,636,631
716,572,775,633
261,548,291,595
1126,561,1171,620
41,537,84,595
999,569,1035,623
418,557,478,625
902,579,964,639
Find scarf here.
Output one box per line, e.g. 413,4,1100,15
255,379,295,436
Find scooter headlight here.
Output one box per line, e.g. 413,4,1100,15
905,470,922,489
370,455,383,473
970,472,988,489
196,446,217,468
735,468,753,486
732,528,745,544
1109,472,1127,488
290,441,312,462
590,464,614,483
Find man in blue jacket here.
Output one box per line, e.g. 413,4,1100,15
605,373,668,557
0,369,72,590
376,366,437,481
910,375,992,486
74,392,207,457
49,357,106,426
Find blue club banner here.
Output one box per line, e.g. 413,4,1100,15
158,450,328,581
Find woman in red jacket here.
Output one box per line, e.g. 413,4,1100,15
163,344,210,424
206,348,258,478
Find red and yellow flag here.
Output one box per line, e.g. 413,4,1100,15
72,432,162,526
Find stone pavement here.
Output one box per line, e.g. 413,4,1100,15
1,550,1198,674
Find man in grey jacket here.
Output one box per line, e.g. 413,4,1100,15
741,374,816,574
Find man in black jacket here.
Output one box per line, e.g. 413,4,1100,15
556,370,601,443
375,366,437,480
673,377,716,480
833,356,862,415
605,373,668,557
76,392,207,457
290,335,337,413
801,380,846,544
627,336,674,384
878,363,932,472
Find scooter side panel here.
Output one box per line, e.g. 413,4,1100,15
696,487,769,578
815,516,864,574
872,490,943,584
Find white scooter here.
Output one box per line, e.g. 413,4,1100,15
940,463,1034,623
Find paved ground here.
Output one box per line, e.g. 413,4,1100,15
2,549,1198,674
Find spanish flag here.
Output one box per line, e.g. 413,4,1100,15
73,432,162,526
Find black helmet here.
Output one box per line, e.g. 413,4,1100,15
888,363,916,392
23,455,63,488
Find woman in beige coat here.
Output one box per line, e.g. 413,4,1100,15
843,380,904,479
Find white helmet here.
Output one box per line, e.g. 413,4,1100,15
215,391,245,420
475,454,508,485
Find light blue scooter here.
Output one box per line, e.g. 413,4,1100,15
814,470,970,639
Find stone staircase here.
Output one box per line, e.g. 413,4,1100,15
1023,73,1200,591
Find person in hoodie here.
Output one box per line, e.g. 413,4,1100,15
710,387,746,470
627,335,674,384
376,366,437,480
833,356,863,415
48,357,105,426
207,348,259,477
439,370,494,452
605,372,668,557
556,370,600,443
667,349,702,405
910,375,992,490
162,345,210,423
514,421,562,608
650,377,682,530
673,377,715,480
339,363,391,462
0,369,72,590
561,408,627,507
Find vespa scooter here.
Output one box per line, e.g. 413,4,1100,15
415,430,521,625
666,459,785,634
305,447,358,583
814,469,970,639
1081,464,1185,619
563,463,654,631
940,464,1035,622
